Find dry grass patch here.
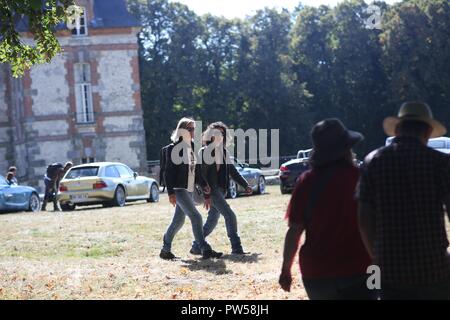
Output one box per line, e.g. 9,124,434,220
0,185,448,300
0,186,306,300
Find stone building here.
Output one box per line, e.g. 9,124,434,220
0,0,147,192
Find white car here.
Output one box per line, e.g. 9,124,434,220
385,136,450,154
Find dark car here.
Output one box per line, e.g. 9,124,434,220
279,158,310,194
279,151,363,194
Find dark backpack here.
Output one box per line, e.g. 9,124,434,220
159,144,172,188
46,163,63,180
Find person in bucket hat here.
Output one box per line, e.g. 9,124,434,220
309,118,364,167
358,101,450,300
280,119,376,300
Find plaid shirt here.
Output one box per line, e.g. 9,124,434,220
358,136,450,286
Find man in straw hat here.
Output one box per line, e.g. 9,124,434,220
357,101,450,300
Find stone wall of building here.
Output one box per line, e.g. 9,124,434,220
30,55,70,116
3,24,147,191
0,65,12,177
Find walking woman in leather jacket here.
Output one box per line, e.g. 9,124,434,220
190,122,253,255
160,117,222,260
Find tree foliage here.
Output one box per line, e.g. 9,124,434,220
4,0,449,161
128,0,450,160
0,0,75,77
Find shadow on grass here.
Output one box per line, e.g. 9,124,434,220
180,258,232,275
178,253,261,275
222,253,260,264
72,201,148,212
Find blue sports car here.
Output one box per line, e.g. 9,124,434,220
0,177,41,213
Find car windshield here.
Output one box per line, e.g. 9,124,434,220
297,149,311,159
0,176,8,185
428,140,446,149
65,167,99,179
233,158,244,167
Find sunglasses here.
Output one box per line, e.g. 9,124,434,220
186,127,195,133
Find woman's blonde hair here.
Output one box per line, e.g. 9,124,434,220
171,117,195,143
202,122,233,147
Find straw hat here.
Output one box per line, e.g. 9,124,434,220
383,101,446,138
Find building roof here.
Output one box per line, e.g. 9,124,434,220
92,0,141,28
17,0,140,32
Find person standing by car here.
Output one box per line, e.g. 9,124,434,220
190,122,253,256
6,172,15,185
56,162,73,191
41,162,64,212
160,117,223,260
279,119,375,300
7,166,18,185
56,161,73,209
358,101,450,300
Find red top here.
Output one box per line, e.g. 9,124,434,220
286,164,372,279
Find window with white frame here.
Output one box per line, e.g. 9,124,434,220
71,7,88,36
81,157,95,164
74,63,94,124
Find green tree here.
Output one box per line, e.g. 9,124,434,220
129,0,204,159
380,0,450,128
328,0,389,155
0,0,75,77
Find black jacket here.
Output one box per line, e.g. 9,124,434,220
164,140,208,196
199,145,249,191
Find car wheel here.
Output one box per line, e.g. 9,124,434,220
280,185,291,195
227,180,238,199
28,193,40,212
256,176,266,195
113,186,126,207
61,203,76,211
147,183,160,203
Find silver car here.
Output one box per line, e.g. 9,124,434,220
57,162,159,211
227,158,266,199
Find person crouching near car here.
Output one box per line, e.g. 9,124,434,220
190,122,253,256
42,162,64,212
8,166,18,185
6,172,15,186
160,117,223,261
279,119,376,300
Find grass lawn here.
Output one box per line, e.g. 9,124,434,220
0,185,448,300
0,186,305,300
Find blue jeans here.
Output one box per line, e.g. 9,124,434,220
162,189,211,253
193,188,242,251
303,275,379,300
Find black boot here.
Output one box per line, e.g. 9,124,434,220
202,249,223,259
159,250,177,260
53,200,61,212
232,245,249,255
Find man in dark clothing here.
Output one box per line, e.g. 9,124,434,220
358,101,450,300
42,162,64,212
